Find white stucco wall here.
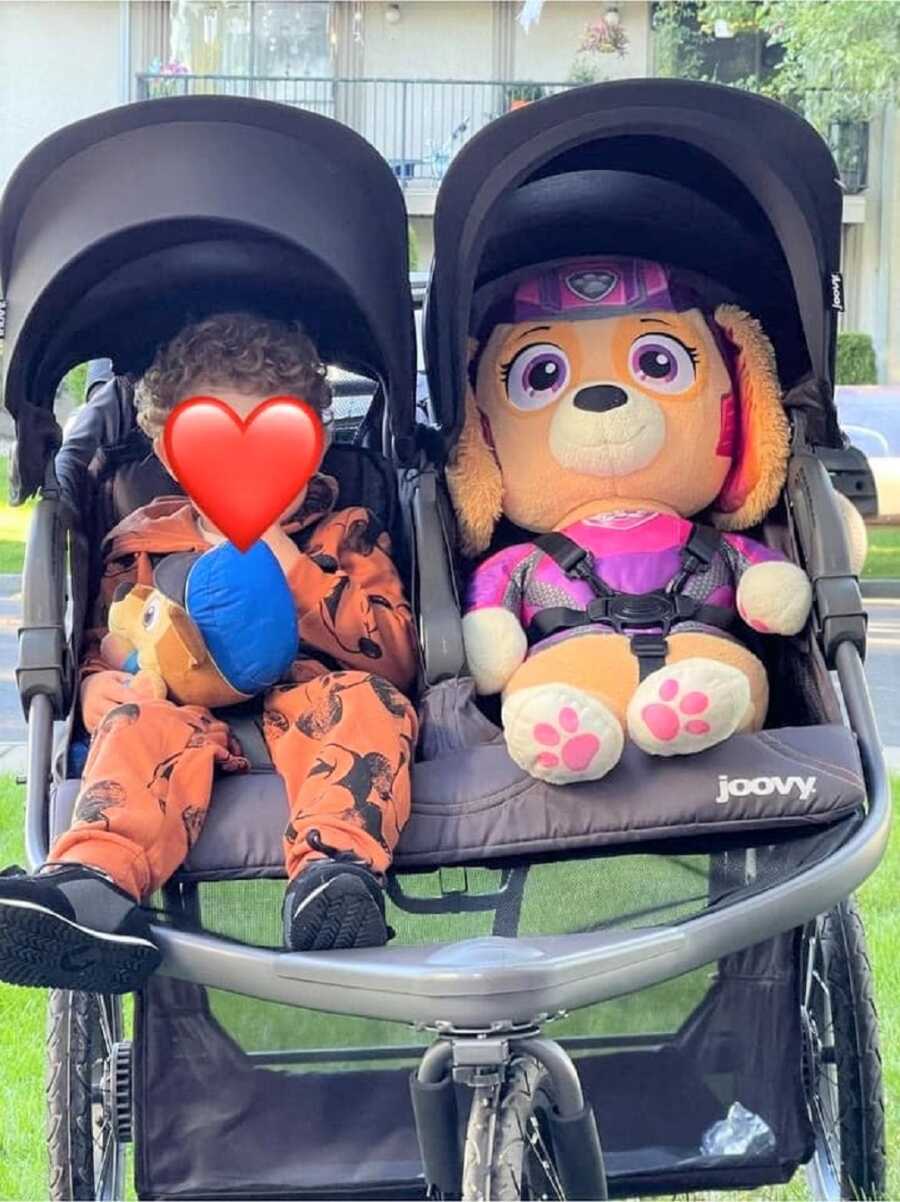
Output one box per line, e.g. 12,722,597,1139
0,1,123,197
513,0,650,83
361,2,494,80
360,1,650,84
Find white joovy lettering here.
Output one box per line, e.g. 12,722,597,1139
715,774,817,805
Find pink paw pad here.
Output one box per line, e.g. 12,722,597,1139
738,603,772,634
641,679,712,742
531,708,600,772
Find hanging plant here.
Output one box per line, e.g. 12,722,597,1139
579,13,629,58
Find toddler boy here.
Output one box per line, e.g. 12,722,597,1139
0,312,418,993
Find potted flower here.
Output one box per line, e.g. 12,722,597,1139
146,57,191,98
505,82,547,112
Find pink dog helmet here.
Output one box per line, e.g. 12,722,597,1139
511,257,675,320
472,255,733,338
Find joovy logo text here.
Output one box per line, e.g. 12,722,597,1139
715,774,817,804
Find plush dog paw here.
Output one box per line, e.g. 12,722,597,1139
502,685,624,784
626,658,753,757
463,607,527,695
737,561,812,635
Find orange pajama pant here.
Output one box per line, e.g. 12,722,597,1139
50,668,418,902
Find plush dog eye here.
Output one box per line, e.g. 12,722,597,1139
142,600,161,630
629,334,697,394
504,344,570,410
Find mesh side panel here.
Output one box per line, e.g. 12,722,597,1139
190,868,715,1054
193,854,713,950
188,818,857,954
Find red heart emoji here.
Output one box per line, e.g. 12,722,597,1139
163,396,325,551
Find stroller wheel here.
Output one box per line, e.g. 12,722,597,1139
461,1054,606,1201
801,897,886,1201
46,989,129,1202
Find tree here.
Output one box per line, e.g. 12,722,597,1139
653,0,900,130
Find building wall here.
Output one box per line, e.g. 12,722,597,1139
0,1,123,196
361,2,494,80
513,0,650,82
841,109,899,385
360,1,650,83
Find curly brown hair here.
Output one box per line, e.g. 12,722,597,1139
134,312,332,440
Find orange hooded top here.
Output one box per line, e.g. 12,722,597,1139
81,474,418,693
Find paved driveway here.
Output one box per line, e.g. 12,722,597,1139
0,575,24,745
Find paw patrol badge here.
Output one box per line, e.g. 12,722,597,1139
565,269,618,303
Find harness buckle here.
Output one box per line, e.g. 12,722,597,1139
602,591,676,634
680,552,705,577
586,597,610,623
567,552,598,583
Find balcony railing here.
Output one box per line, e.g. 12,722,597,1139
135,74,575,187
135,74,870,196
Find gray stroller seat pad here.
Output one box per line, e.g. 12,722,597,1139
50,723,864,881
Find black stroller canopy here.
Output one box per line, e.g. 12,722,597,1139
425,78,844,450
1,95,416,497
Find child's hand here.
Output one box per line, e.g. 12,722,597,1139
80,669,167,732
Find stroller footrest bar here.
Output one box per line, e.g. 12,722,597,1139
153,925,688,1027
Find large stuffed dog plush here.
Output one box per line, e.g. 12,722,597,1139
447,256,817,785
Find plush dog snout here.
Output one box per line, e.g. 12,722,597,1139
573,384,628,413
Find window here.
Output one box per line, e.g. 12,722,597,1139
169,1,332,78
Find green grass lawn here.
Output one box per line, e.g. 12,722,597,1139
0,772,896,1201
0,457,35,574
864,525,900,580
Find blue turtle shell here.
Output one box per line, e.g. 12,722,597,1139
184,540,298,694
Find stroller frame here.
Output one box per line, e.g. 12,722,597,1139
16,412,890,1201
3,84,891,1200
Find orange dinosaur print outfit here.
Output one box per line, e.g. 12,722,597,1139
50,475,419,900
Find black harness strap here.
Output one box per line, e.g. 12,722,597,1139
669,524,724,593
531,522,730,680
532,532,613,597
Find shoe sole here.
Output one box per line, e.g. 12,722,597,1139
0,897,162,993
287,875,388,952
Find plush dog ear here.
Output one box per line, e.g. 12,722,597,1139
446,341,504,558
107,584,154,639
709,304,791,531
154,607,249,707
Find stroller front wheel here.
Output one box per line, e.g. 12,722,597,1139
461,1053,606,1201
46,989,129,1202
801,897,887,1201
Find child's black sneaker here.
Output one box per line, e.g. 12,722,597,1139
0,863,161,993
283,849,390,953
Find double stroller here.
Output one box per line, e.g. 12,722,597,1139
0,81,890,1201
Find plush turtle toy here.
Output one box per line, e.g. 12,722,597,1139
100,539,299,708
